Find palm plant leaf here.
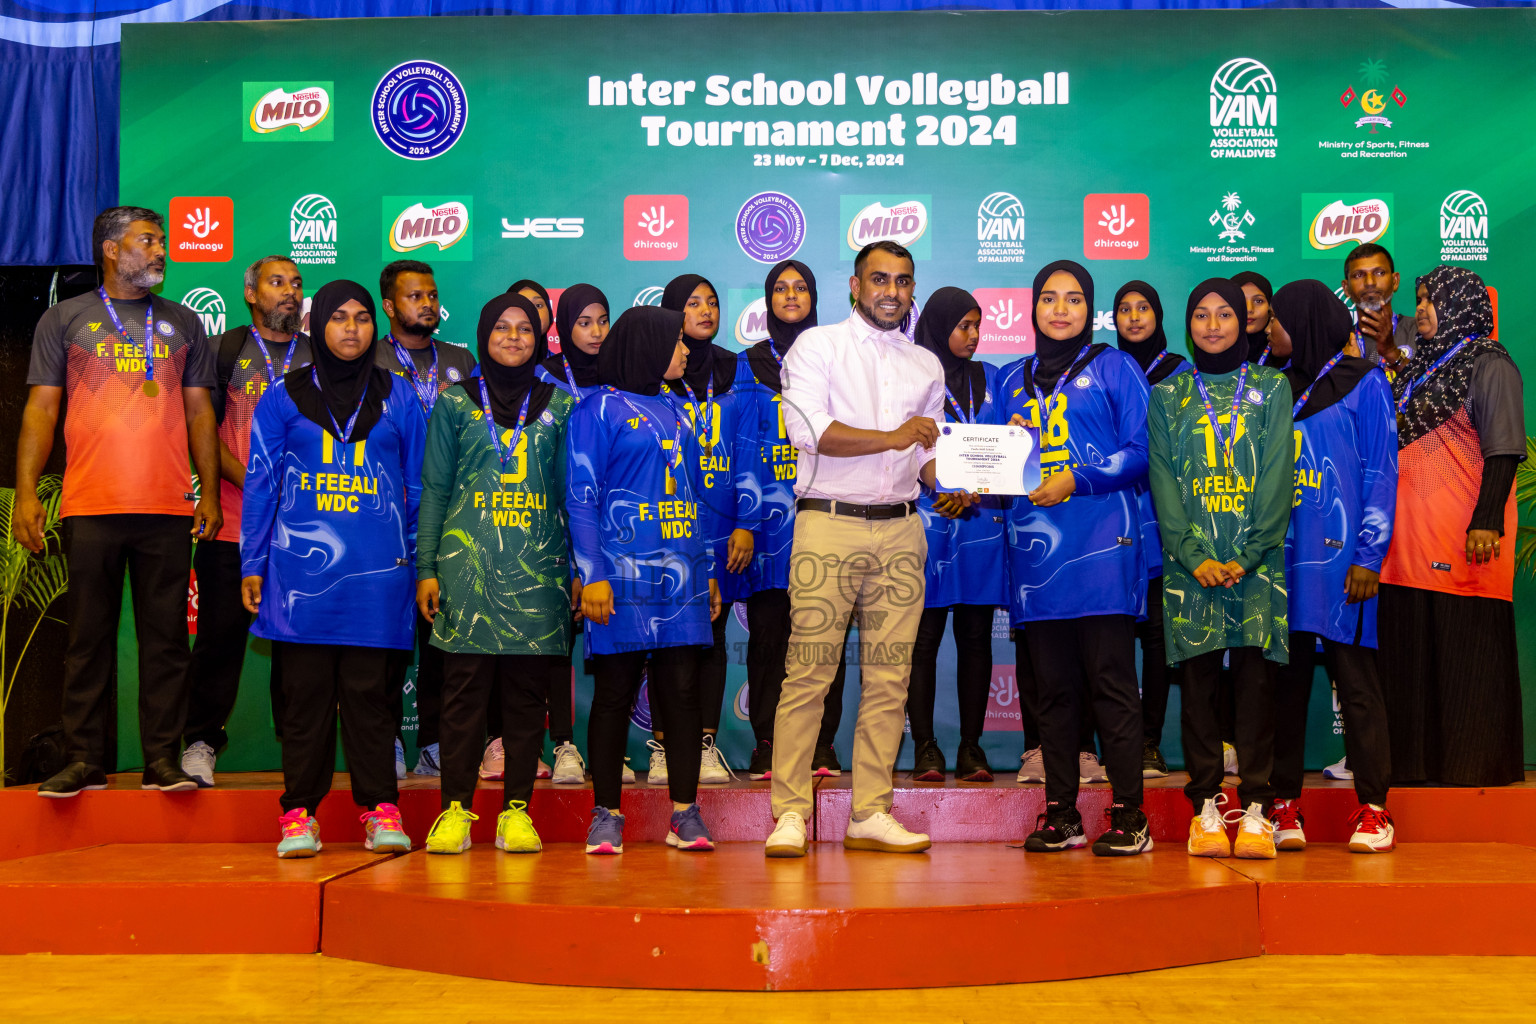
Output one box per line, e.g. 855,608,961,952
1516,437,1536,579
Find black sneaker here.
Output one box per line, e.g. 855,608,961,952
910,738,945,781
955,741,993,782
748,740,773,781
37,762,108,799
1141,739,1169,779
811,742,842,777
141,756,199,792
1092,803,1153,857
1024,803,1086,852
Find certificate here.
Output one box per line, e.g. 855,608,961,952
934,423,1041,496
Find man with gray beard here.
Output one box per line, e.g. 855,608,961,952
181,256,311,786
18,205,222,797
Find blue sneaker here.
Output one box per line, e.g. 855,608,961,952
667,803,715,851
361,803,411,853
276,808,322,858
586,806,624,855
413,742,441,777
394,738,406,781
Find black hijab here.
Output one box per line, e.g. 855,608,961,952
1186,278,1250,376
915,287,985,420
748,259,818,393
1275,281,1370,421
543,283,608,389
1113,280,1169,373
1230,271,1275,364
286,279,390,441
1031,260,1101,387
599,305,685,397
661,273,737,397
1393,265,1509,448
470,292,556,428
507,278,551,329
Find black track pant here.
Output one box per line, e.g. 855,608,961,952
745,587,845,747
184,538,284,751
907,604,994,744
1181,647,1275,811
1013,628,1095,755
1137,576,1172,742
1275,631,1390,806
588,646,701,810
388,612,445,746
274,641,396,816
440,652,565,809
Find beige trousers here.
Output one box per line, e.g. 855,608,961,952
770,509,927,822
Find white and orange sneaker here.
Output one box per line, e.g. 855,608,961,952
1270,798,1307,851
479,737,505,781
1187,796,1231,858
1226,801,1277,859
1348,804,1396,854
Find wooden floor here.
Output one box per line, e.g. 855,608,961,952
1,954,1532,1022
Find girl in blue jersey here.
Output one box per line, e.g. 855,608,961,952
241,280,426,859
1001,260,1152,857
568,304,720,854
538,284,608,403
1114,280,1187,778
1271,280,1398,853
733,260,849,781
907,288,1006,782
657,274,753,786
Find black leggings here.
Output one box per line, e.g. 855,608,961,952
440,652,565,809
1181,647,1276,811
745,587,845,746
1275,632,1390,806
588,646,701,810
1013,628,1096,754
1137,576,1172,742
907,604,994,744
274,641,396,816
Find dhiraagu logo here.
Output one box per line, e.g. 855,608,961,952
242,83,333,141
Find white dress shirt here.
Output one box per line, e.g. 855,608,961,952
780,310,944,504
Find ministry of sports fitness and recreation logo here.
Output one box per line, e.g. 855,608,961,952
242,83,333,141
382,196,473,261
372,61,469,160
1339,60,1406,135
181,287,227,336
1439,190,1489,262
1209,57,1278,159
840,195,932,260
976,192,1026,264
1189,191,1273,265
290,194,337,266
736,192,806,263
1302,193,1393,260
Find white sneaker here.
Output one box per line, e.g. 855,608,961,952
699,734,734,784
551,741,586,784
647,738,669,786
1016,747,1045,784
1348,804,1396,854
1222,742,1240,777
478,737,505,781
536,758,552,780
1324,755,1353,781
394,738,406,781
181,741,216,788
621,757,636,784
844,811,931,853
765,811,808,858
1078,750,1108,784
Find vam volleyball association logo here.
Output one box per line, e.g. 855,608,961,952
1209,58,1278,159
181,287,227,336
976,191,1026,263
372,61,469,160
290,194,337,265
736,192,806,263
1439,190,1488,262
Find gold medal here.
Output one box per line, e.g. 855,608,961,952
143,380,159,397
666,476,676,496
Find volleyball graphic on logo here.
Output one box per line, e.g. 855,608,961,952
1210,57,1277,98
633,286,665,307
978,191,1025,222
1441,190,1487,220
736,192,806,263
373,61,469,160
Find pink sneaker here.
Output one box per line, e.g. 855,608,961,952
479,737,505,781
276,808,321,858
360,802,411,853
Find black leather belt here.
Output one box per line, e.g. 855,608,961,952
796,498,916,520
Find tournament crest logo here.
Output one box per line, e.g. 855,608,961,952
1339,60,1405,135
736,192,806,264
372,61,469,160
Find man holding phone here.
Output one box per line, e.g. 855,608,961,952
1341,243,1420,373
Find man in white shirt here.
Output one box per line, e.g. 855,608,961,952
765,241,970,857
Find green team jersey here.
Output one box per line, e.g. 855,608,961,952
417,384,575,655
1148,363,1293,665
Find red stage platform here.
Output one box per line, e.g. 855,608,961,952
3,772,1533,988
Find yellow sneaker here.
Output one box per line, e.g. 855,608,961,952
1227,801,1277,859
425,801,478,854
1187,796,1231,858
496,800,543,853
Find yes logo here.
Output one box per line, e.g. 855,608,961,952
972,288,1034,357
624,195,688,261
1082,194,1148,260
169,196,233,263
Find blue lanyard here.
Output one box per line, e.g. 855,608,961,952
1256,344,1273,366
944,373,984,425
1026,344,1091,441
477,377,532,471
681,374,715,450
1292,351,1346,416
1352,312,1400,353
558,354,582,399
1192,362,1251,469
1396,338,1470,417
606,387,686,494
251,326,298,384
309,366,371,443
387,335,438,413
99,287,156,394
1147,350,1174,379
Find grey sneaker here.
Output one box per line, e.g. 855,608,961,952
181,741,216,788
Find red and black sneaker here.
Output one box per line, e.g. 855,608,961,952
1270,797,1307,851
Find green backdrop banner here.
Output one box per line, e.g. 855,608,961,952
117,10,1536,774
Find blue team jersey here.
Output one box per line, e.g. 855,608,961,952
999,346,1151,624
1285,369,1397,648
732,356,797,594
240,376,426,650
920,360,1008,608
673,385,759,604
1135,354,1191,578
567,387,714,656
536,356,603,403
